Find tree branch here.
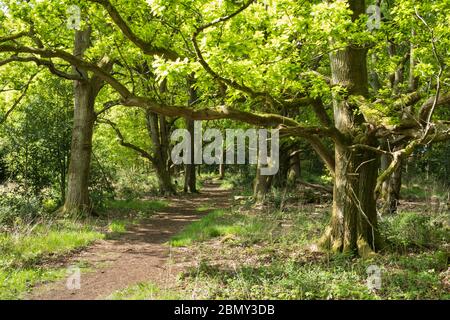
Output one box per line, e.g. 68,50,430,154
0,72,37,124
123,96,301,127
349,144,392,156
307,135,336,175
88,0,179,60
0,44,132,97
195,0,255,33
0,31,29,43
0,55,82,80
418,92,450,122
95,100,122,117
375,140,418,197
191,0,285,107
311,99,333,127
98,118,156,163
415,8,446,140
0,43,337,141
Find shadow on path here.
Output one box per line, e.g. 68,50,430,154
28,180,232,300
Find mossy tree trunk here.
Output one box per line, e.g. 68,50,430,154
146,110,176,195
380,150,403,215
253,161,273,203
321,142,382,256
320,0,382,256
287,151,301,184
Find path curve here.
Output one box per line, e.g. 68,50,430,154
28,181,231,300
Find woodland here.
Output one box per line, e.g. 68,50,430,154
0,0,449,300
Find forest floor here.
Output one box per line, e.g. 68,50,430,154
27,180,231,300
5,177,446,300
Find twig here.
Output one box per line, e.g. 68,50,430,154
0,72,39,124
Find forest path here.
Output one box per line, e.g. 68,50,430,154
27,180,232,300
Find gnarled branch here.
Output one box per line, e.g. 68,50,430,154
88,0,179,60
98,118,156,163
0,43,338,141
0,55,82,80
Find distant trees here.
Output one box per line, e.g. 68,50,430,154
1,0,449,256
0,74,72,202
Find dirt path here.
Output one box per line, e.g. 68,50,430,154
28,181,232,300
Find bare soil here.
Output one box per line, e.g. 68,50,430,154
27,180,231,300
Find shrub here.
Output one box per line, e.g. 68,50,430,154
0,193,44,226
380,212,448,250
113,167,160,200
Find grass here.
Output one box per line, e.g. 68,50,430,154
0,222,104,268
0,267,66,300
104,219,133,240
380,211,449,251
218,173,255,196
179,251,449,300
104,199,168,216
107,282,184,300
0,197,170,299
169,209,272,247
401,178,449,201
170,205,449,300
108,220,127,233
219,180,235,191
0,220,104,299
171,205,329,248
195,204,213,212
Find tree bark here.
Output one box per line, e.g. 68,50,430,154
320,0,382,256
272,143,290,188
62,28,105,215
184,75,197,193
63,79,98,214
321,142,381,255
381,153,402,215
287,151,301,184
184,118,197,193
146,110,176,195
253,162,273,203
219,163,225,179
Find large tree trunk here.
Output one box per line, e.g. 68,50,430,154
273,143,291,188
184,76,197,193
321,143,381,255
184,119,197,193
146,111,176,195
62,29,106,215
155,160,175,195
253,162,273,203
64,81,96,214
320,0,381,256
63,29,96,215
63,77,97,214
